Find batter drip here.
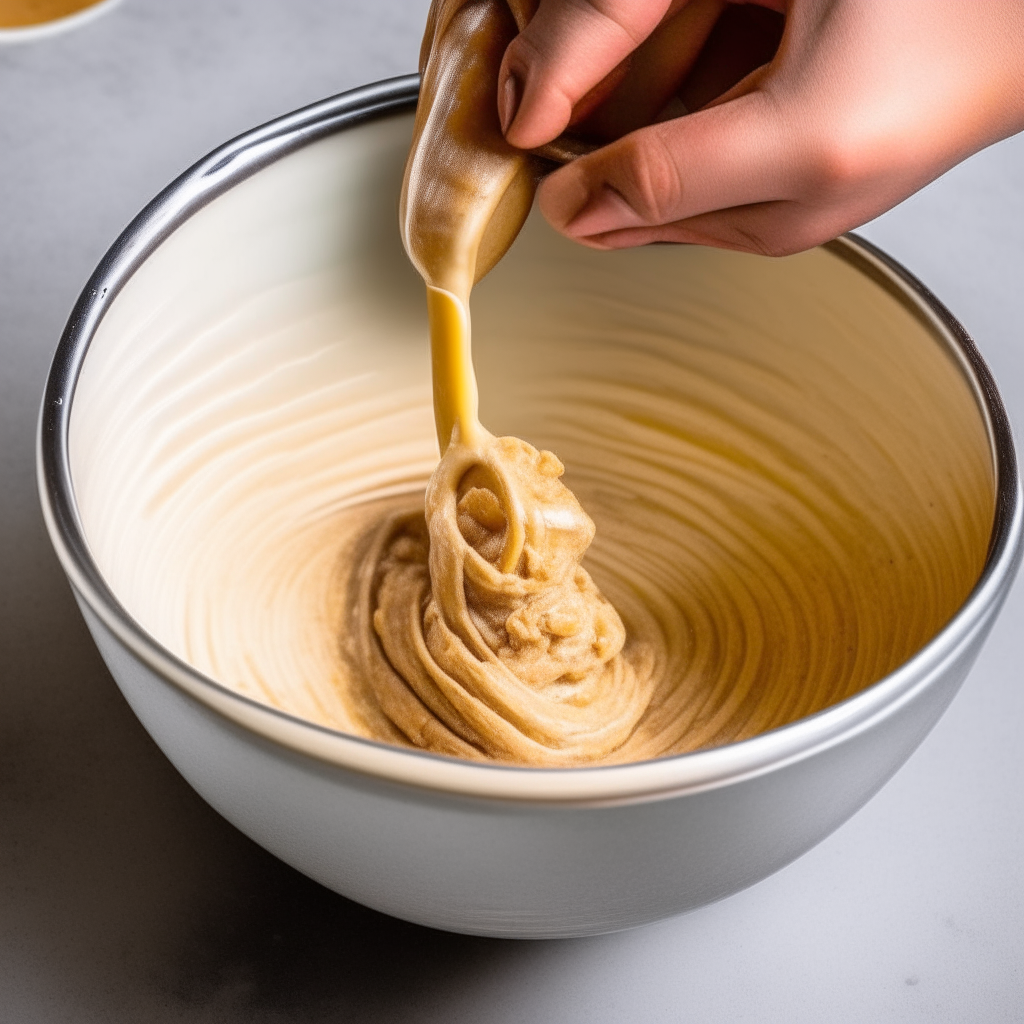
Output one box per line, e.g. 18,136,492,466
348,0,658,765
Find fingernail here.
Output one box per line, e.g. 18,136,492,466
499,71,522,136
565,184,641,238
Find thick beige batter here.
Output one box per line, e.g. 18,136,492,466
339,0,658,766
353,436,655,765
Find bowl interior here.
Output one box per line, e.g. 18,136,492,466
68,111,996,760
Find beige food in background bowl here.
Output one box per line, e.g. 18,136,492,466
38,78,1022,937
0,0,122,40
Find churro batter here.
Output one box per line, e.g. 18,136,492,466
329,0,657,766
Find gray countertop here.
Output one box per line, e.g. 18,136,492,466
1,2,1022,1020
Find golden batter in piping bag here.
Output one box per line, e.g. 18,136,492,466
349,0,657,766
399,0,541,450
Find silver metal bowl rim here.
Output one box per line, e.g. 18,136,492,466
37,74,1024,806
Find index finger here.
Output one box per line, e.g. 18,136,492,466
499,0,676,149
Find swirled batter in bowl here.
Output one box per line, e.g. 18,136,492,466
359,0,664,766
352,433,655,765
68,109,996,771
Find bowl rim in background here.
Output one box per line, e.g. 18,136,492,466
36,75,1023,806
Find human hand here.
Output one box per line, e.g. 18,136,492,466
498,0,1024,256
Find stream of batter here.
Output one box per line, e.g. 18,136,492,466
346,0,658,765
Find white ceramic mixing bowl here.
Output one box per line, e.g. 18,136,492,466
38,77,1022,937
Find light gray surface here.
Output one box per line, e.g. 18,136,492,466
1,1,1021,1020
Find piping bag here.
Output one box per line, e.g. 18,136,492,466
399,0,729,312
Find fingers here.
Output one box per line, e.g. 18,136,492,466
534,83,883,257
575,0,726,141
571,200,853,258
499,0,676,149
677,3,784,113
515,0,1024,261
537,88,802,241
671,204,846,256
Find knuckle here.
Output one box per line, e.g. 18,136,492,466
614,130,683,225
804,126,874,197
570,0,658,48
506,26,545,71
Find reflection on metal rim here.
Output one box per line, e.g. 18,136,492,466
36,75,1023,805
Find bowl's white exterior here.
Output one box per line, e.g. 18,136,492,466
39,78,1022,937
77,593,1001,938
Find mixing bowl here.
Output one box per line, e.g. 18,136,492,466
38,76,1022,937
